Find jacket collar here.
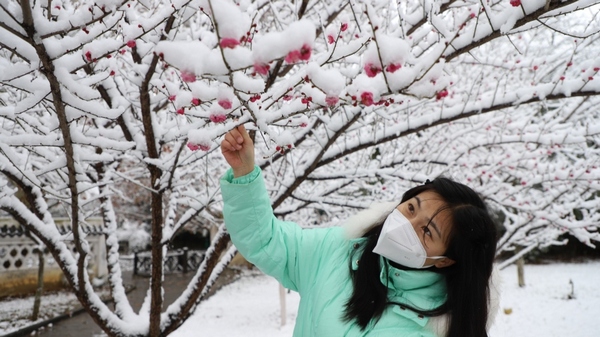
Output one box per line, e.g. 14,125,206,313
380,257,447,310
342,201,398,239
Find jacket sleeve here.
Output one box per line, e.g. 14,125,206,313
220,166,344,293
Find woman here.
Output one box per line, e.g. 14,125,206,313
220,125,499,337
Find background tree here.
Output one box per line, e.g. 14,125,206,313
1,0,599,336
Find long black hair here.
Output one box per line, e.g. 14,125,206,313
343,177,497,337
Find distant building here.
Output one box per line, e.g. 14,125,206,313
0,217,107,298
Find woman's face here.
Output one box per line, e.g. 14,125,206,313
396,190,455,267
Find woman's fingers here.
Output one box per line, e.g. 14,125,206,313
221,124,254,156
220,124,255,177
223,132,241,151
225,126,248,148
221,139,235,153
236,124,249,142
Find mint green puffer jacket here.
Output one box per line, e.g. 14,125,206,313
221,167,448,337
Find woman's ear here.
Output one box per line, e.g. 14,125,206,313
434,257,456,268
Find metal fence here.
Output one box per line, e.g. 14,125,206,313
131,248,205,276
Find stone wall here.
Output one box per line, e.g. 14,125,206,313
0,217,106,298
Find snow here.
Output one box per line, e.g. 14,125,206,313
306,62,345,97
155,41,214,76
252,20,316,64
0,288,110,335
0,262,598,336
202,0,251,40
172,270,298,337
172,261,600,337
490,262,599,337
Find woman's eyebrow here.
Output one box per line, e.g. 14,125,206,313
414,196,442,238
427,219,442,239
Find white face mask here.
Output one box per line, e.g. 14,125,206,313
373,209,446,269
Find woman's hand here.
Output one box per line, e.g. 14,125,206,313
221,125,255,178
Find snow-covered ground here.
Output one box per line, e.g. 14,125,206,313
0,288,111,335
490,262,598,337
1,261,597,336
175,261,600,337
0,291,82,333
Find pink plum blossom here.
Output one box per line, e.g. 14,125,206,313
436,89,449,100
191,98,201,106
210,113,227,123
364,63,381,77
181,70,196,83
126,40,136,48
361,92,374,106
299,45,312,61
325,96,339,106
220,38,240,49
510,0,521,6
327,35,335,44
187,142,211,151
218,99,232,109
254,63,270,75
285,50,301,63
285,44,312,63
386,63,402,73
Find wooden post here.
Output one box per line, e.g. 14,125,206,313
134,251,139,275
517,255,525,287
279,283,286,327
31,248,45,320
